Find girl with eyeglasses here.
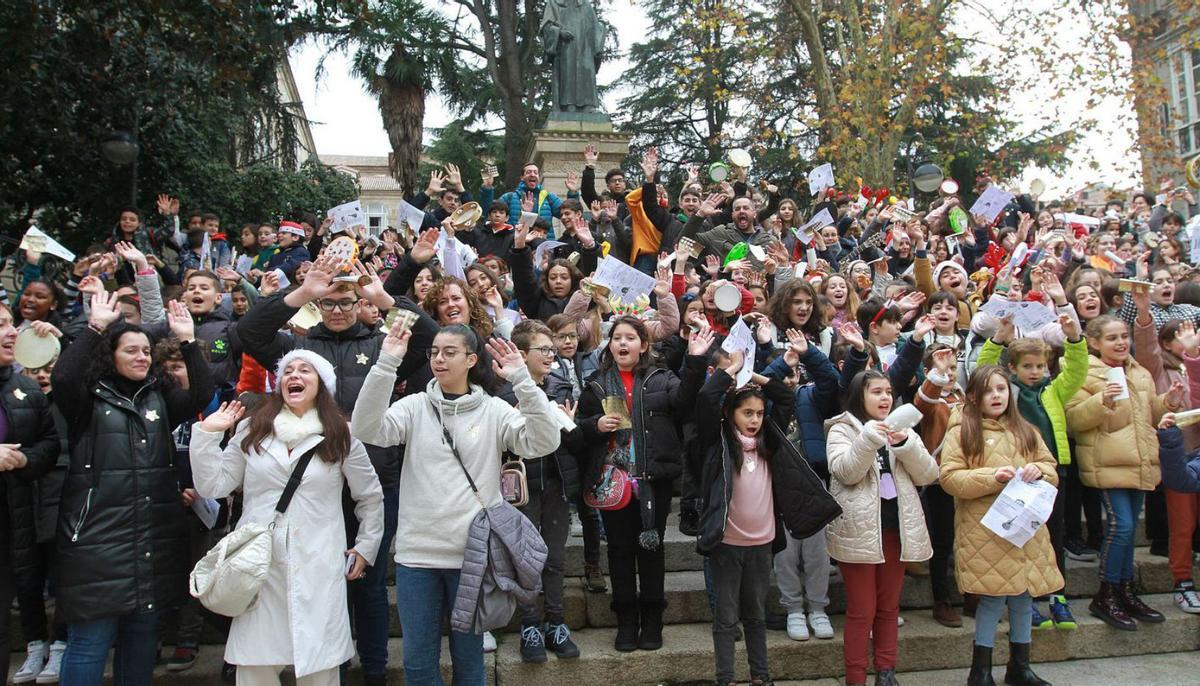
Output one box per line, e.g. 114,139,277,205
351,322,562,684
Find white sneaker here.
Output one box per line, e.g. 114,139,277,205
482,631,497,653
808,611,834,639
897,614,906,627
786,612,809,641
36,642,66,684
14,641,47,684
1174,581,1200,614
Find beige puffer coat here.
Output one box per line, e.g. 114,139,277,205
939,410,1064,596
824,412,940,564
1066,355,1170,491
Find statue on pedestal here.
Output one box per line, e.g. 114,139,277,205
540,0,604,115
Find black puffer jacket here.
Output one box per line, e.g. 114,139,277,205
237,293,438,488
694,369,842,556
51,329,214,623
577,356,706,490
0,367,59,577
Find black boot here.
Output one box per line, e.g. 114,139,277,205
614,606,640,652
873,667,899,685
968,643,996,686
363,675,387,686
638,600,665,650
1003,642,1050,686
1088,581,1137,631
1116,580,1165,623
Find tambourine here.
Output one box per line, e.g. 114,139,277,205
713,283,742,313
14,328,60,369
324,236,359,272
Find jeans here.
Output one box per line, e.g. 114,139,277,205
0,541,13,679
838,530,903,685
773,529,830,614
353,485,399,677
711,543,772,683
974,593,1033,648
394,564,483,686
518,469,569,624
61,612,160,686
1100,488,1145,583
599,486,672,611
923,483,956,602
16,539,66,643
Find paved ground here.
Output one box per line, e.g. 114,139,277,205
772,650,1200,685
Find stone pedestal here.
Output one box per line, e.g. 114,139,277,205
531,116,632,198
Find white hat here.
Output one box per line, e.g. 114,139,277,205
275,349,337,396
932,260,969,285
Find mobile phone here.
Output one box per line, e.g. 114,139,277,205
344,552,357,576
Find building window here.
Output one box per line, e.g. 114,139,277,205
364,202,388,235
1180,127,1192,154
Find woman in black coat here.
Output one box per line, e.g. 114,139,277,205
51,293,213,686
576,316,708,652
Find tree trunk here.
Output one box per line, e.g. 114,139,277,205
373,49,426,195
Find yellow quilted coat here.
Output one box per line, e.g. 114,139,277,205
939,410,1064,596
1065,355,1168,491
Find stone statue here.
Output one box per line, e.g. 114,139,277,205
540,0,604,115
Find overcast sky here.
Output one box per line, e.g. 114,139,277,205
289,0,1141,198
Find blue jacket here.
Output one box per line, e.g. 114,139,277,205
1159,426,1200,493
763,349,841,473
265,243,311,280
499,182,573,228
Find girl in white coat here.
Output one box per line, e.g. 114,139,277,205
190,350,384,686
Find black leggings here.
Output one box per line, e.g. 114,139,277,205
924,484,956,603
600,485,672,611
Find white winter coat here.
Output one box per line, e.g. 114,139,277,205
190,423,383,677
823,411,939,564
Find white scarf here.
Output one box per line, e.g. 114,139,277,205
272,407,323,449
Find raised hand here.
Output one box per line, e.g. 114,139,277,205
167,300,196,343
720,348,745,375
381,319,412,359
350,260,389,306
783,327,809,366
88,291,122,331
197,401,245,433
29,321,62,340
894,290,926,314
697,193,726,218
156,194,179,216
689,327,716,356
78,275,104,297
839,322,867,351
558,398,577,422
444,163,463,191
1167,379,1188,409
481,164,497,188
521,192,536,213
685,163,700,185
702,254,720,277
931,347,956,376
912,313,937,339
565,170,580,193
583,143,599,167
641,146,658,182
259,271,281,296
487,337,527,380
114,241,149,271
653,266,671,297
513,219,530,249
216,266,242,284
410,228,440,264
298,254,339,300
427,170,445,194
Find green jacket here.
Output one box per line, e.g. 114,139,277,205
978,337,1089,465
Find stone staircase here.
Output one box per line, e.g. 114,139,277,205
15,509,1200,684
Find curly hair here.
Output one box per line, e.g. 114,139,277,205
84,324,156,390
422,276,494,338
766,279,824,341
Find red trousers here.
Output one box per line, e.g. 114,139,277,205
838,530,904,684
1166,488,1200,583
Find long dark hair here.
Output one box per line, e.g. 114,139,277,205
721,386,775,471
541,258,584,298
240,382,350,464
85,323,154,390
437,324,500,393
845,369,890,422
598,316,654,373
766,279,824,341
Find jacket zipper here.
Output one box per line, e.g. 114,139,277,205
71,488,94,542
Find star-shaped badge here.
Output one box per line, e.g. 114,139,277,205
356,353,369,365
145,409,159,422
12,389,25,401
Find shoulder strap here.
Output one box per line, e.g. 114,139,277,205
429,398,486,507
275,447,318,515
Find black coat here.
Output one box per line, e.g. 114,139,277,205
577,356,706,490
508,242,600,322
51,330,214,623
694,369,841,556
0,367,60,577
496,372,581,501
237,293,438,488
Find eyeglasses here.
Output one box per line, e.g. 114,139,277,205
426,348,465,360
525,346,556,357
316,299,358,312
553,333,578,341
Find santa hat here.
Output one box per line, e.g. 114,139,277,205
932,260,969,285
279,220,306,238
275,349,337,396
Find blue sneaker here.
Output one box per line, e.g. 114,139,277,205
1049,594,1077,630
1031,603,1053,630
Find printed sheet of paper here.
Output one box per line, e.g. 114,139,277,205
792,208,834,245
235,254,254,274
808,163,834,197
397,200,427,233
981,478,1057,548
19,226,76,262
191,497,221,530
720,316,756,388
328,199,366,234
979,295,1057,332
592,256,656,305
969,185,1015,223
1191,223,1200,263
